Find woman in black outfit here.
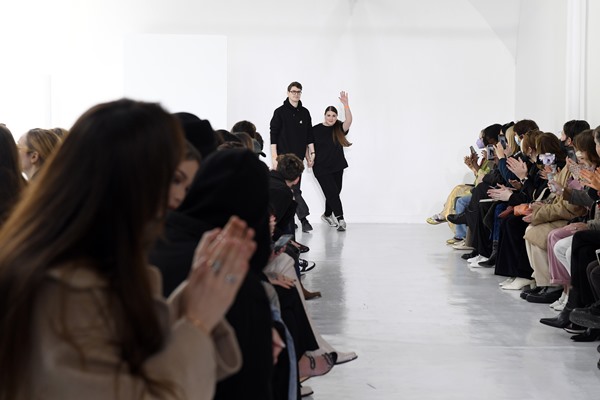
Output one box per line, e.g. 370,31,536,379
312,91,353,231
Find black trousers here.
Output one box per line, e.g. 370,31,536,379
292,174,309,220
569,230,600,307
587,261,600,302
465,182,493,257
495,213,533,279
315,170,344,217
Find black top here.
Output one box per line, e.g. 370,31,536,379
270,99,314,159
312,122,349,176
268,170,296,239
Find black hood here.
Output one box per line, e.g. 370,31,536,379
177,149,271,273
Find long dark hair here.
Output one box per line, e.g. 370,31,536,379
0,124,26,225
0,99,184,399
324,106,352,147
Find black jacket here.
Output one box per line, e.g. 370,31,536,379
269,170,296,239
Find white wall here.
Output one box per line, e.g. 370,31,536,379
6,0,582,224
588,0,600,126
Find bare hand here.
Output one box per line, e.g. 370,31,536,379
339,91,349,107
495,142,505,159
522,214,533,223
565,222,587,232
509,179,522,190
184,216,256,333
266,272,296,289
272,328,286,365
507,157,528,180
487,185,512,201
580,168,600,190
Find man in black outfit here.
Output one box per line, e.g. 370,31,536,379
270,81,315,232
269,153,304,240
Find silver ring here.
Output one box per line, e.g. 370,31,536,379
211,260,222,273
225,274,237,284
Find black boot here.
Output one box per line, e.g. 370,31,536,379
478,241,498,267
447,213,467,225
570,328,600,342
540,306,572,329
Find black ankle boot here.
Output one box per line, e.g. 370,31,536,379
540,306,573,329
447,212,467,225
478,244,497,267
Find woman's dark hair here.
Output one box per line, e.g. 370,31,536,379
184,139,202,163
0,124,26,226
324,106,352,147
513,119,539,137
501,121,515,135
536,132,566,164
0,99,184,399
563,120,590,141
573,129,600,167
482,123,502,145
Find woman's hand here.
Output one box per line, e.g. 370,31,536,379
565,222,587,232
184,216,256,333
506,157,528,180
272,328,286,365
495,142,505,159
580,168,600,190
339,91,349,107
266,272,296,289
508,179,522,190
487,184,512,202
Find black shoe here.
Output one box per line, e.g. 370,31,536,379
301,219,313,232
520,286,543,300
540,307,572,329
292,241,310,253
461,251,477,260
571,328,600,342
563,323,587,334
526,286,563,304
299,259,316,273
447,213,467,225
570,305,600,329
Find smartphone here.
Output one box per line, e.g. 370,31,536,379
273,234,293,252
470,146,477,155
486,145,495,160
499,135,507,149
567,149,577,162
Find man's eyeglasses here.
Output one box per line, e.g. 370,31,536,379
289,90,302,95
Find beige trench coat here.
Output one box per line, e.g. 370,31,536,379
28,262,241,399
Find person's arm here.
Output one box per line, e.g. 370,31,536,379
269,110,281,169
306,143,315,168
340,91,352,132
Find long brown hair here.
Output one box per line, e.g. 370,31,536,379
0,124,26,225
0,99,184,399
324,106,352,147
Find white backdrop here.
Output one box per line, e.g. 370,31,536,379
0,0,596,223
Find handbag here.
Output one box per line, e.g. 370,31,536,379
513,204,532,216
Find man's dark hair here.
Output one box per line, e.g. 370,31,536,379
276,153,304,181
513,119,539,138
563,120,590,141
231,120,257,138
287,81,302,92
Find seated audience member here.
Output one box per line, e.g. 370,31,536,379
233,131,255,150
174,112,218,157
491,130,546,288
232,120,258,138
17,128,61,180
150,149,276,400
0,124,27,226
0,99,249,399
51,127,69,138
169,140,202,211
533,129,599,308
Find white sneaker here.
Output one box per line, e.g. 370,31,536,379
549,292,567,309
453,241,474,251
470,256,489,267
501,277,535,290
337,219,347,231
499,277,516,286
301,385,314,397
321,214,338,227
467,255,481,263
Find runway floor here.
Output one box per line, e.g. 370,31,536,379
297,222,599,399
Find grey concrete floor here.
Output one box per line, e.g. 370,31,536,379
297,222,600,399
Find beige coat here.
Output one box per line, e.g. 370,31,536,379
29,262,241,399
524,167,586,249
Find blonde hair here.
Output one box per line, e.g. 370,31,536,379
24,129,62,167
